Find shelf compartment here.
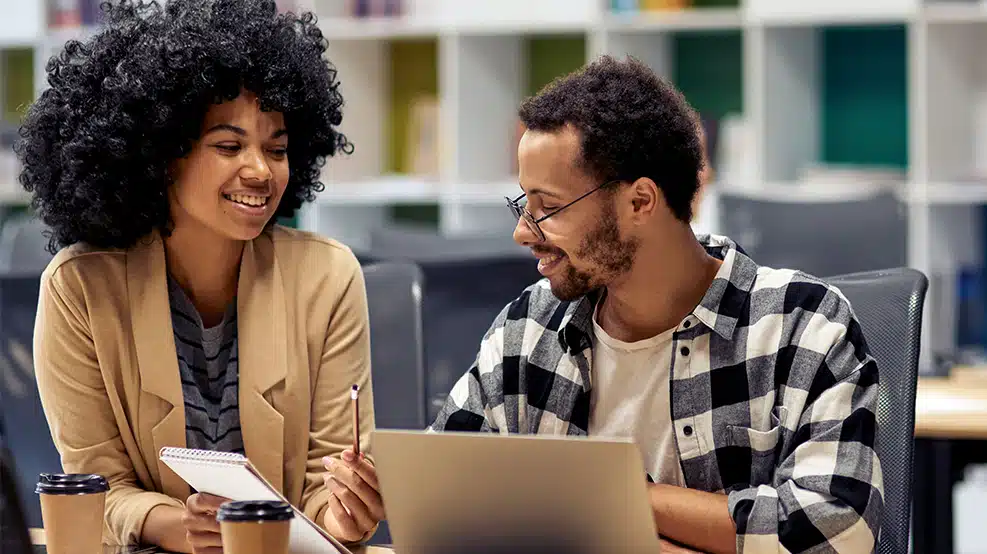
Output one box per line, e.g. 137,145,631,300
441,32,587,235
747,0,918,25
760,24,908,183
924,18,987,183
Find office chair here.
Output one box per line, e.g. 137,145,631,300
0,274,62,530
719,190,907,278
410,256,540,422
365,225,529,262
356,238,541,424
1,412,35,554
361,261,427,546
827,268,928,554
0,215,54,275
362,261,428,431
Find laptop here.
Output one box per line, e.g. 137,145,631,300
371,430,662,554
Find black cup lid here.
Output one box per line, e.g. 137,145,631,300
35,473,109,495
217,500,295,522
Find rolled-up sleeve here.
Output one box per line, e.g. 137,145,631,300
728,326,883,553
428,306,508,433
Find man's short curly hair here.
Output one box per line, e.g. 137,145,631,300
518,54,702,222
15,0,351,253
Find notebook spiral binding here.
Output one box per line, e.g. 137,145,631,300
159,447,248,465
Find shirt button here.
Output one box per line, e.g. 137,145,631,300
683,425,693,437
680,346,690,356
683,320,692,329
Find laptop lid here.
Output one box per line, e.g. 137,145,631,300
372,430,661,554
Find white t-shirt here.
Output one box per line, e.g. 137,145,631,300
588,304,686,486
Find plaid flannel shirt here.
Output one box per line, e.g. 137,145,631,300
429,233,884,553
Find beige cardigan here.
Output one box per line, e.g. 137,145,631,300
33,225,376,546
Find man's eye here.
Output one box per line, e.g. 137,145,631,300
215,144,240,153
543,206,558,212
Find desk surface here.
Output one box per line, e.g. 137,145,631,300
34,545,394,554
915,370,987,440
23,374,986,554
28,529,394,554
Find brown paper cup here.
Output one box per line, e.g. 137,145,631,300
217,500,294,554
36,473,108,554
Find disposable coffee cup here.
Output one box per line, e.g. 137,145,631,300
35,473,109,554
217,500,294,554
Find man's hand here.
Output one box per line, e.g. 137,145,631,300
660,537,705,553
181,493,229,554
322,449,385,543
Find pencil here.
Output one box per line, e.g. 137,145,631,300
351,384,360,456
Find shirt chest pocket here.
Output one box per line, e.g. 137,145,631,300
726,405,788,485
727,405,788,457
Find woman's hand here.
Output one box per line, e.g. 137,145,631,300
181,492,229,554
321,449,385,543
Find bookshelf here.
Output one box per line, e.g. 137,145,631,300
6,0,987,370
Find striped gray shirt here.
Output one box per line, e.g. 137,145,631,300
168,275,245,454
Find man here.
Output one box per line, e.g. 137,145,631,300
429,55,883,553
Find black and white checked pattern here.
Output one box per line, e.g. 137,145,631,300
430,233,883,553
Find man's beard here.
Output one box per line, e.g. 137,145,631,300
549,207,639,302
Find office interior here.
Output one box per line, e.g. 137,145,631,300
1,0,986,552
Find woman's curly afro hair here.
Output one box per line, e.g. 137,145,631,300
15,0,351,253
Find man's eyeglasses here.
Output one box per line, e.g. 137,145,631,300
505,180,619,242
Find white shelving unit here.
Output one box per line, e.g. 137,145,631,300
306,0,987,374
7,0,987,371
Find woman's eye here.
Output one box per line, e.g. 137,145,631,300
215,144,240,154
269,148,288,158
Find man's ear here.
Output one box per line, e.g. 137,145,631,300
626,177,660,220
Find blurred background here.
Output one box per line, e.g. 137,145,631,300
1,0,987,551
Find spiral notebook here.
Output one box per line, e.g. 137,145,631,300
159,447,351,554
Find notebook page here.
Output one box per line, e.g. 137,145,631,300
160,448,347,554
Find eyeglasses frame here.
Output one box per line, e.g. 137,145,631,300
505,179,620,241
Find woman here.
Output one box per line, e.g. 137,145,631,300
16,1,384,551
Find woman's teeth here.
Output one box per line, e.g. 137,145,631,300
224,193,267,207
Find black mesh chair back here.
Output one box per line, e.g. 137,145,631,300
0,215,54,275
1,412,35,554
0,274,62,531
361,261,426,546
356,249,542,424
827,268,928,554
362,261,427,430
719,190,907,278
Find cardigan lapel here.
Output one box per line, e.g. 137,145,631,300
127,233,190,499
127,230,288,498
236,231,288,494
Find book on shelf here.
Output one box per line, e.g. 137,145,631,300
640,0,693,10
610,0,692,13
350,0,403,17
406,95,440,179
48,0,104,28
611,0,640,11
